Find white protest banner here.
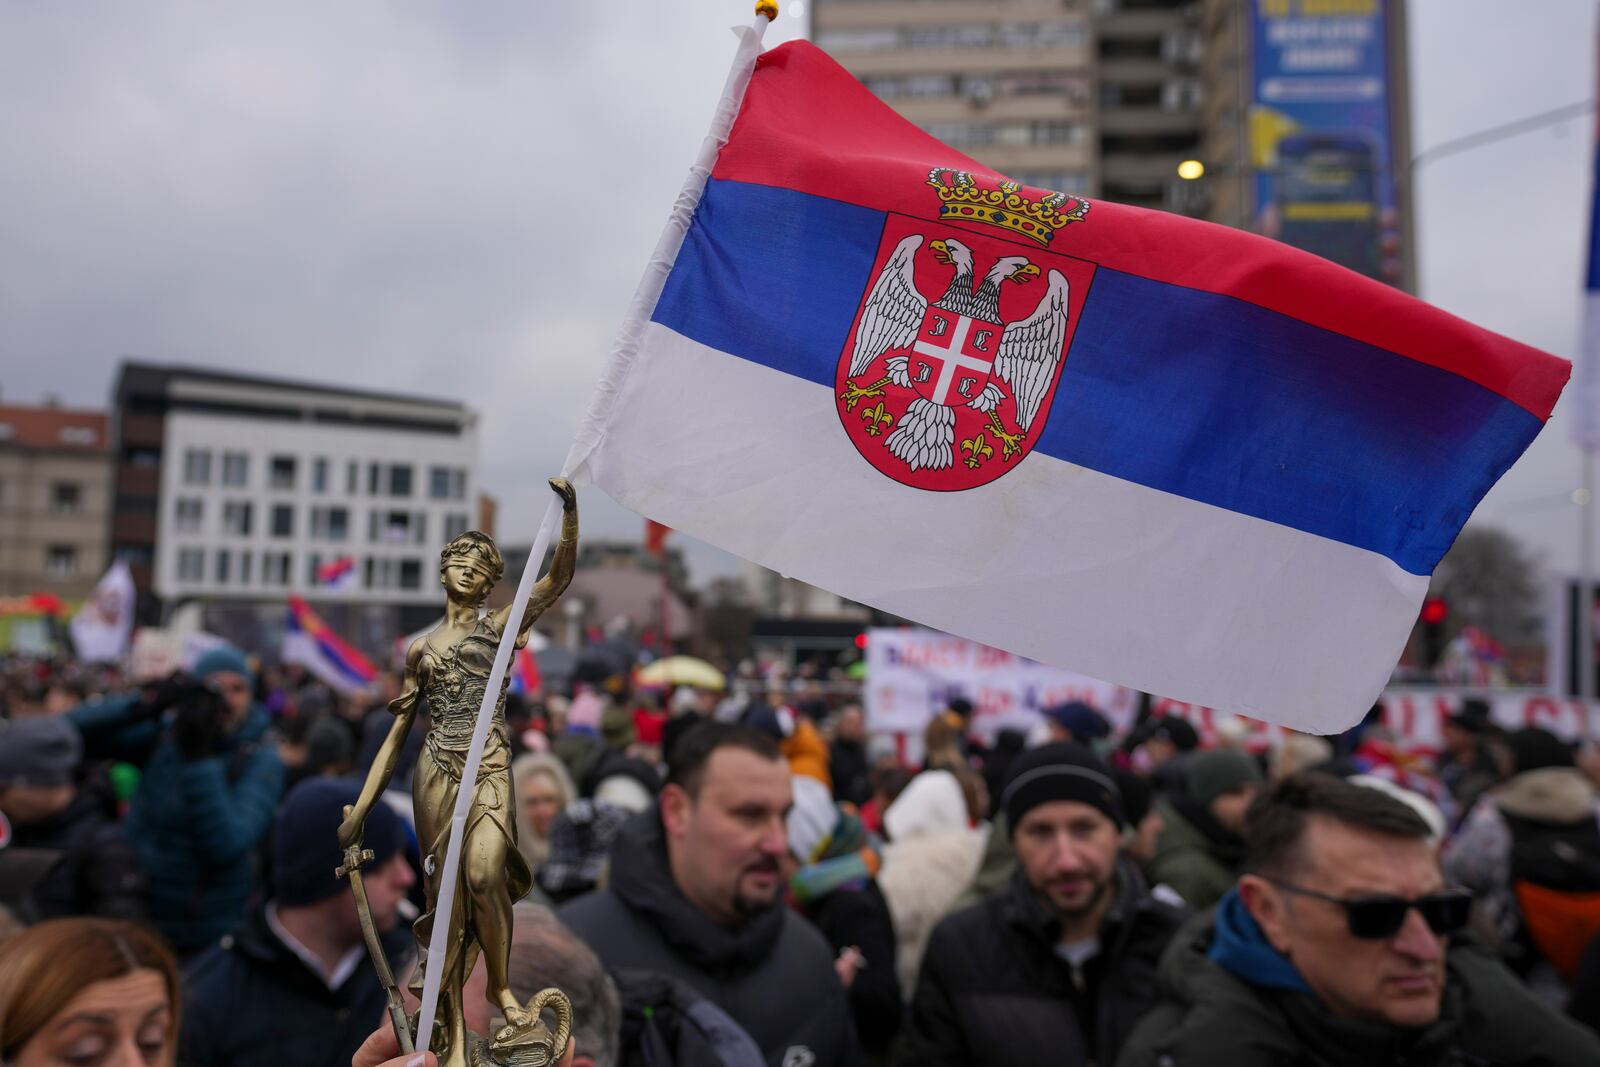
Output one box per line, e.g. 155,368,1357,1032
867,628,1600,755
864,627,1139,743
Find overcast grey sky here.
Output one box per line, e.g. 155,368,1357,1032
1,1,1592,586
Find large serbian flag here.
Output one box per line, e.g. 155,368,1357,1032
568,40,1567,733
282,596,378,696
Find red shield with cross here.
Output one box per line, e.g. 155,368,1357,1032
835,205,1095,493
908,308,999,407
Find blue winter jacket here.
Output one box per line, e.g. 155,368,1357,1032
68,695,285,952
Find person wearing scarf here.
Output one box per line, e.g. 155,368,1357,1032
785,776,901,1062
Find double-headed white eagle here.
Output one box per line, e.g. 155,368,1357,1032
845,235,1071,472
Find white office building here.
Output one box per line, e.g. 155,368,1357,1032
112,364,479,646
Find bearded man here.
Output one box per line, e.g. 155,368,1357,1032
898,743,1187,1066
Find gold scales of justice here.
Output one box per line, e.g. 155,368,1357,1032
336,478,580,1067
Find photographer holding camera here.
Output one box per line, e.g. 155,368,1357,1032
68,646,285,954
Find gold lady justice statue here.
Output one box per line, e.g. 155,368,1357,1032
339,478,579,1067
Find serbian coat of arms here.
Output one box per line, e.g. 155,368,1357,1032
836,169,1094,492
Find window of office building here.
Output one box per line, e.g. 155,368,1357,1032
51,482,81,513
263,552,291,586
215,550,231,585
174,498,203,533
347,460,360,494
183,449,211,486
221,452,248,487
429,467,466,500
176,548,205,582
311,506,349,540
270,455,297,491
444,513,469,541
239,551,253,585
399,559,422,590
368,463,381,495
312,457,329,493
271,504,294,538
389,465,413,498
46,545,78,578
384,511,412,543
222,501,253,537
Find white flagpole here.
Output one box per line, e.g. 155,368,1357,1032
413,2,779,1048
563,3,777,481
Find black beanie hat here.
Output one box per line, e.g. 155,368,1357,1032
273,778,405,908
1002,742,1124,833
1506,727,1574,775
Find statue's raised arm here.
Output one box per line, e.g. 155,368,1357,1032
492,477,579,646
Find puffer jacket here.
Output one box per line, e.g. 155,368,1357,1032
70,694,284,951
899,858,1186,1067
1115,893,1600,1067
559,809,862,1067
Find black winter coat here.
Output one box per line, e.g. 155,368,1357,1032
829,740,872,807
10,774,143,921
560,810,863,1067
179,903,414,1067
899,859,1186,1067
802,879,901,1059
1115,911,1600,1067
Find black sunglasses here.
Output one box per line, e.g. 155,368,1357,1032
1265,878,1472,941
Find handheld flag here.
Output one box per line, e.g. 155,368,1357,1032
69,561,135,662
282,596,378,696
315,555,359,591
569,40,1567,733
509,646,542,697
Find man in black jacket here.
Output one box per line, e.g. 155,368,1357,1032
561,722,862,1067
1117,772,1600,1067
181,778,415,1067
0,715,143,920
900,743,1187,1067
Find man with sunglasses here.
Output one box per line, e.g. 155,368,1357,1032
1117,772,1600,1066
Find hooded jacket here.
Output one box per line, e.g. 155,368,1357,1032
899,858,1186,1067
559,810,862,1067
1144,797,1246,912
8,768,144,921
70,694,285,951
877,770,990,996
1115,892,1600,1067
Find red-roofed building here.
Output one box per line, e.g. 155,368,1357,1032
0,402,112,601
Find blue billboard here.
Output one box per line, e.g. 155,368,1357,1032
1252,0,1401,284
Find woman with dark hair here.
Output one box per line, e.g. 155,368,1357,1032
0,916,180,1066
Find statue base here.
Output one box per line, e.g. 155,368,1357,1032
413,988,573,1067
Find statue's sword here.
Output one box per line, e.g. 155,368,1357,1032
337,817,415,1055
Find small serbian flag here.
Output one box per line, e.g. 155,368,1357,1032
282,596,378,696
509,646,542,697
568,40,1567,733
315,555,358,591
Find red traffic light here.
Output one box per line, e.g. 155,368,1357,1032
854,632,869,650
1420,597,1448,625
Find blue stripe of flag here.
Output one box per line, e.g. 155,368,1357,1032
651,178,1540,576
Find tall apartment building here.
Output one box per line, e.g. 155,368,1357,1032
0,403,112,600
811,0,1206,214
109,363,480,646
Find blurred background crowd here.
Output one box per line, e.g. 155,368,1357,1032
1,646,1599,1067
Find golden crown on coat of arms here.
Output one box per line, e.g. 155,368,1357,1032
926,168,1089,247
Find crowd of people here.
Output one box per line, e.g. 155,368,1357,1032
2,649,1600,1067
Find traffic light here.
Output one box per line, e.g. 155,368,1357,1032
1420,597,1448,669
